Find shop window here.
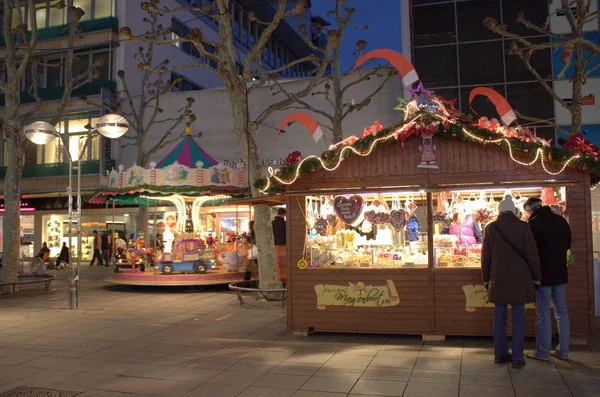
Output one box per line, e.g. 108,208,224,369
412,3,456,47
459,41,504,85
431,187,565,268
502,0,548,38
457,0,501,43
414,45,458,88
505,37,552,82
431,87,459,105
46,58,62,88
72,52,91,78
36,7,47,29
93,0,113,19
306,193,429,269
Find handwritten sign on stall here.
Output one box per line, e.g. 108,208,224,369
462,284,536,312
314,280,400,310
333,195,364,225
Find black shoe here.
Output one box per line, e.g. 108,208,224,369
494,354,512,364
512,360,526,369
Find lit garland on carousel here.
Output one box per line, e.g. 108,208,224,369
256,93,599,194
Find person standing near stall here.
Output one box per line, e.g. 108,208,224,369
481,195,541,369
89,230,104,267
272,208,287,284
524,197,572,362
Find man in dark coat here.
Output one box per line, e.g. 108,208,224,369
482,195,542,369
89,230,103,267
524,197,572,362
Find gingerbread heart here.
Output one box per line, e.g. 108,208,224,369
389,209,407,231
365,210,377,224
333,195,365,226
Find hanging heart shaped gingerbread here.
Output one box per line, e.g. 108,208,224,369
333,195,365,226
365,210,377,224
389,209,407,231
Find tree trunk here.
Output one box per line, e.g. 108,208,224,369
1,119,24,294
332,47,344,144
136,152,149,239
571,43,584,137
229,87,280,290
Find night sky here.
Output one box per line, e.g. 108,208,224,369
311,0,403,72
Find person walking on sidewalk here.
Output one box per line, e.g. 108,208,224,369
89,230,104,266
482,195,542,369
101,230,110,267
525,197,572,362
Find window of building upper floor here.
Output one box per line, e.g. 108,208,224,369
5,0,114,30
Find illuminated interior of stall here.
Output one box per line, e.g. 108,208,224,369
306,186,566,269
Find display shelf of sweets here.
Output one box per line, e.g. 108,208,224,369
436,246,481,267
433,234,458,248
374,249,404,268
403,251,428,267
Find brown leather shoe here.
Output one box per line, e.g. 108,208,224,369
551,351,568,361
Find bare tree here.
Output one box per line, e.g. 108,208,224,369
484,0,599,136
82,7,196,232
274,0,395,143
0,1,104,293
121,0,337,289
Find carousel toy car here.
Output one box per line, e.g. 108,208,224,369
156,238,216,275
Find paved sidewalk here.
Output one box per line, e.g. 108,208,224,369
0,267,599,397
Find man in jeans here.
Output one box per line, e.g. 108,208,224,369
525,197,572,361
89,230,104,267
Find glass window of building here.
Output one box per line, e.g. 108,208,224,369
49,5,65,26
502,0,548,38
415,45,458,88
506,82,554,134
92,51,109,80
459,84,505,116
94,0,113,19
46,57,63,88
36,7,47,29
456,0,501,42
413,3,456,46
72,0,92,21
505,37,552,82
459,41,504,85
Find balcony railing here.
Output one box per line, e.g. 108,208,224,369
0,17,119,46
0,80,116,107
0,160,115,179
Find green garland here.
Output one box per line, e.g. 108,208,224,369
254,113,600,194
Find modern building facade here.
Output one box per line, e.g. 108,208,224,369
0,0,327,258
403,0,600,143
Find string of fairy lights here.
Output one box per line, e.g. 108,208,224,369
259,110,582,194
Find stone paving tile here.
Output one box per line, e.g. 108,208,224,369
270,362,322,376
52,372,120,391
76,390,132,397
360,367,412,382
413,357,461,372
299,375,358,393
418,346,463,359
323,354,374,370
369,355,417,368
14,368,81,388
237,387,295,397
136,379,202,396
513,387,572,397
93,375,154,393
204,370,265,387
182,382,246,397
252,373,310,390
350,379,407,396
403,381,459,397
410,370,460,385
291,392,347,397
313,368,363,380
459,384,515,397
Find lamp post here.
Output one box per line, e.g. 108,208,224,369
25,114,129,310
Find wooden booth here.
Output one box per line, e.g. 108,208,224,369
259,119,597,339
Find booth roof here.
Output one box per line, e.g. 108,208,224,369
88,184,249,205
156,135,218,169
254,112,599,194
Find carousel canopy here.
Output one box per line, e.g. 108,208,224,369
157,132,218,169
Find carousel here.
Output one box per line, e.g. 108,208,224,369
91,128,255,287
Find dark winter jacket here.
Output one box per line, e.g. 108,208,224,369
101,233,109,250
528,206,571,286
272,216,286,246
481,212,542,304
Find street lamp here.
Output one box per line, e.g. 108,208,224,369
24,114,129,310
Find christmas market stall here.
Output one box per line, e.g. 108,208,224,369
255,50,598,338
90,129,254,286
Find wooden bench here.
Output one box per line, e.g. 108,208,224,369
0,274,55,294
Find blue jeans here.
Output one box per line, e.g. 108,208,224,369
494,303,525,361
535,284,570,359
